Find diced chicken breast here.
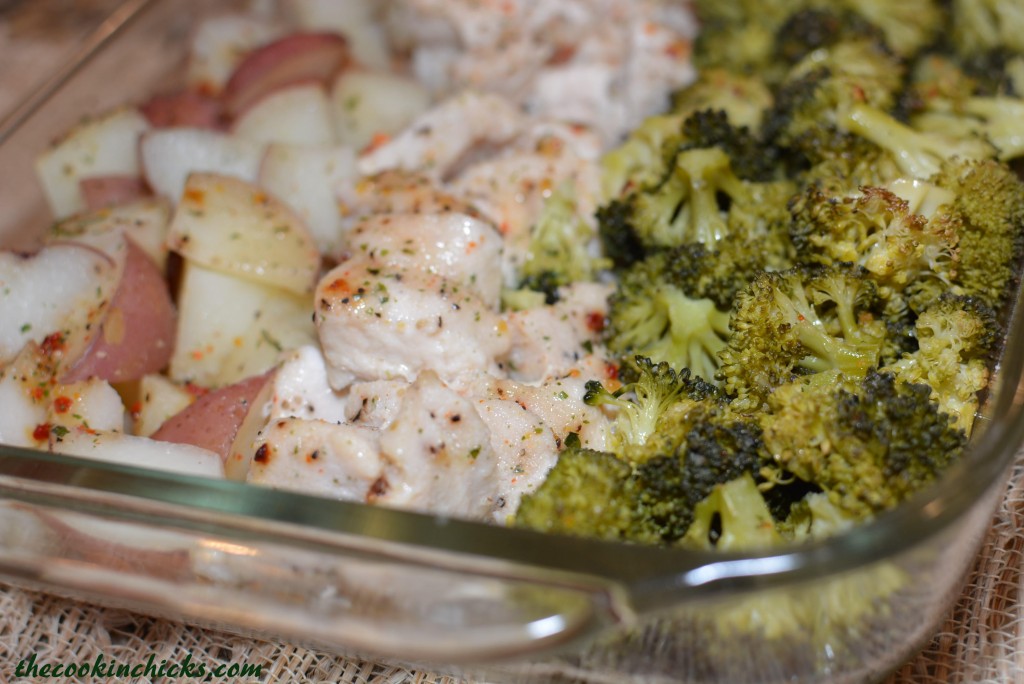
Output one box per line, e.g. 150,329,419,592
337,170,484,233
449,122,602,284
343,379,409,429
246,418,385,500
315,258,511,388
471,397,558,522
502,282,612,382
344,211,503,307
376,372,499,518
263,345,348,423
357,91,526,178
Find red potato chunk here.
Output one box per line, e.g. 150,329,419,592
140,89,225,130
80,175,151,211
151,372,270,461
62,239,176,384
221,32,350,118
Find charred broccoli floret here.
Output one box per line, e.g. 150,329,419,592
773,8,888,67
788,185,960,310
931,158,1024,309
761,370,966,520
515,400,779,546
719,265,887,409
884,294,997,432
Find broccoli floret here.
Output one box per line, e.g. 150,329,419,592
719,265,887,409
761,370,966,520
694,0,808,83
837,102,996,179
663,239,794,310
777,491,859,543
670,69,775,132
681,472,783,550
601,76,775,201
952,0,1024,58
931,158,1024,309
840,0,945,59
515,400,777,546
764,40,906,150
674,109,782,182
604,254,733,383
599,146,795,256
788,185,960,308
773,8,888,67
884,294,997,433
601,113,689,202
512,445,636,541
907,55,1024,162
583,356,718,451
518,182,610,303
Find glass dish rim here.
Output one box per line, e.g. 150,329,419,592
0,0,1022,617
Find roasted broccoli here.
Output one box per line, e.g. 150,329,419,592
761,370,966,520
952,0,1024,58
884,294,997,432
719,265,887,409
512,445,637,541
598,145,794,257
788,185,960,311
516,398,783,547
582,356,717,452
931,158,1024,309
525,0,1021,553
603,253,732,383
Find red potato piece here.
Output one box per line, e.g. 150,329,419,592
151,372,270,461
140,89,225,130
62,239,176,384
80,175,151,211
222,32,350,118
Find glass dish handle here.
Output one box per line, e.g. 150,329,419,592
0,495,629,664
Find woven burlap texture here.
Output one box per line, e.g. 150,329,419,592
0,459,1022,684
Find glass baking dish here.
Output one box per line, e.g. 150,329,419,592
1,1,1023,681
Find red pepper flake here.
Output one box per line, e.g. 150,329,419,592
40,332,66,356
362,132,391,154
183,187,205,205
585,311,606,333
184,382,209,398
323,277,351,295
664,39,690,59
32,423,51,441
129,401,143,418
605,362,619,380
53,396,73,414
30,386,46,401
253,443,271,464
